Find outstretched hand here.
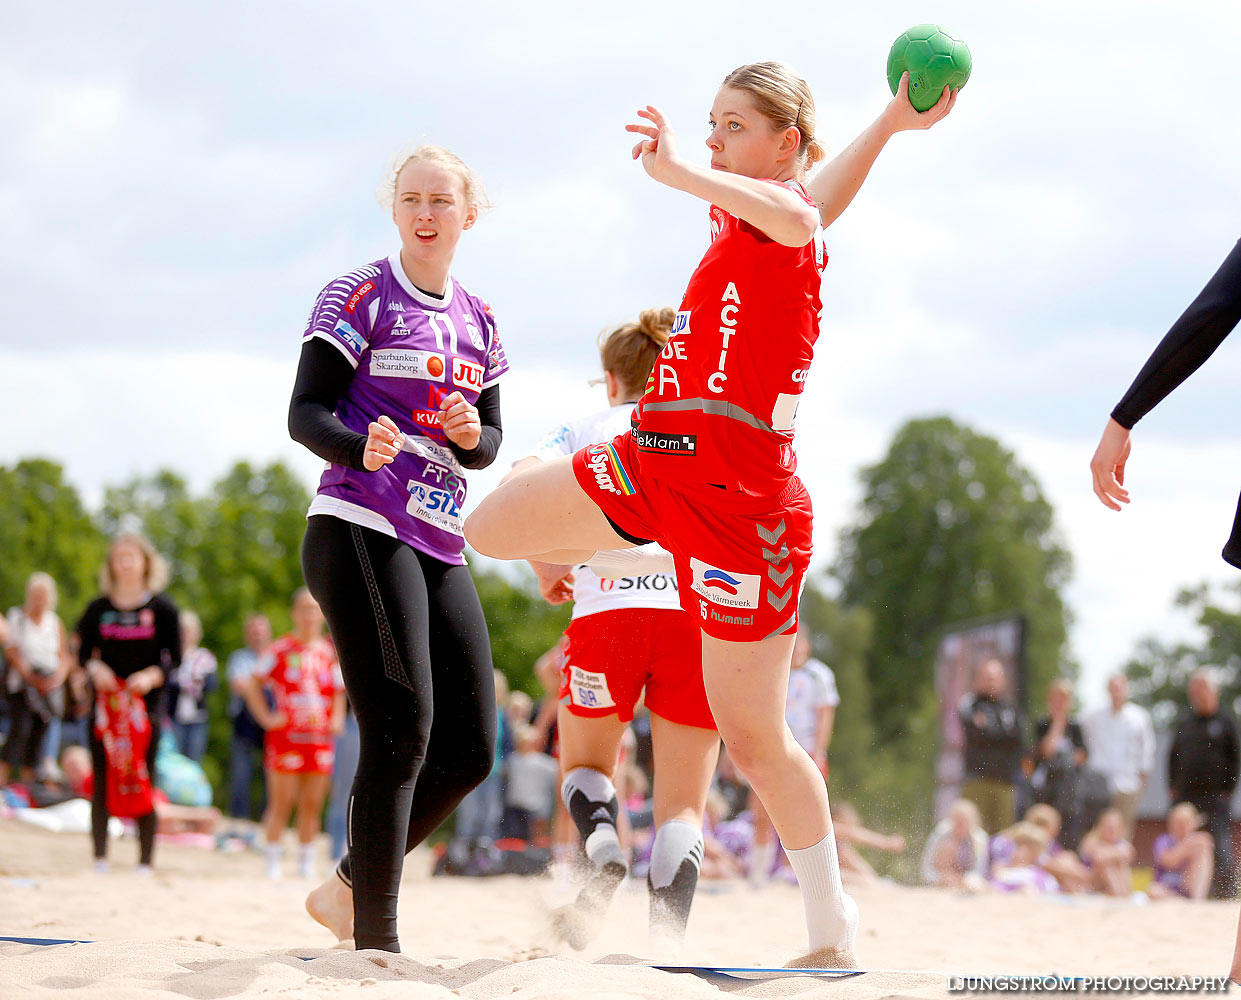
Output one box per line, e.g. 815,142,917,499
625,105,683,184
1090,418,1133,511
883,72,957,132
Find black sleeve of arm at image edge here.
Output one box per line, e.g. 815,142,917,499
288,338,369,472
1111,238,1241,428
449,385,503,470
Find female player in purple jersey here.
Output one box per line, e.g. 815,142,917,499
289,145,508,953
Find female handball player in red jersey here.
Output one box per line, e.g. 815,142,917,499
510,307,719,955
467,63,955,966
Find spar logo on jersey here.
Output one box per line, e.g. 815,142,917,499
333,319,366,357
632,428,696,457
370,349,446,381
452,357,484,390
345,281,376,313
689,558,760,609
584,443,635,497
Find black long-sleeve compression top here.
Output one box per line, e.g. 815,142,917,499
1111,238,1241,428
288,337,502,471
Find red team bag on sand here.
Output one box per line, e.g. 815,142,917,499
93,691,155,818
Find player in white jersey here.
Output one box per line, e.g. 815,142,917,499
508,308,719,952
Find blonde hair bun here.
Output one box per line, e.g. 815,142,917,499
637,307,675,348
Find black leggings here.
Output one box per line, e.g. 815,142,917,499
89,704,160,865
302,515,496,952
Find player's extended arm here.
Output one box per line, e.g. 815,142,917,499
1092,238,1241,509
625,107,819,247
806,74,956,228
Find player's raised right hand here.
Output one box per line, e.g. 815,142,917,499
364,415,404,472
626,106,682,184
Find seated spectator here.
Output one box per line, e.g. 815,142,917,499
1078,807,1135,897
921,798,989,890
831,800,906,886
1023,803,1092,893
1149,802,1214,901
989,822,1060,894
700,789,745,880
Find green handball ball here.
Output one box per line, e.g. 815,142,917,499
887,24,971,112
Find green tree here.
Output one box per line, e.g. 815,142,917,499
834,416,1074,753
471,561,573,696
1124,581,1241,727
99,469,208,613
0,458,106,618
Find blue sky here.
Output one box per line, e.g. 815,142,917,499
3,1,1240,709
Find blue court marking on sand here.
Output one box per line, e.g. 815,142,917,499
652,964,865,981
1,937,94,947
2,936,330,961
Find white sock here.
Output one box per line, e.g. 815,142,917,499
586,544,674,580
749,838,776,888
297,844,315,879
785,834,858,953
265,843,284,881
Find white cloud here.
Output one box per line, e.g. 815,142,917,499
2,0,1240,711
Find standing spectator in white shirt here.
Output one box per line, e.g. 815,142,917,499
1083,674,1155,840
749,623,840,884
168,610,218,763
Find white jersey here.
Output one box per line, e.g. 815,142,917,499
527,403,681,619
785,658,839,752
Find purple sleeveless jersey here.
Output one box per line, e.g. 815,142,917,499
301,253,509,564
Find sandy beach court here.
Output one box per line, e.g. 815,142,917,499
1,819,1236,999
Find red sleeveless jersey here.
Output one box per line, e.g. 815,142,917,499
632,180,825,501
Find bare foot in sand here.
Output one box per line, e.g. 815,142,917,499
306,873,353,943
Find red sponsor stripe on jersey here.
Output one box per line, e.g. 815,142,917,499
345,281,376,313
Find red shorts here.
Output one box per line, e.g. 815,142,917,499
572,431,812,641
265,734,334,775
559,608,715,730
